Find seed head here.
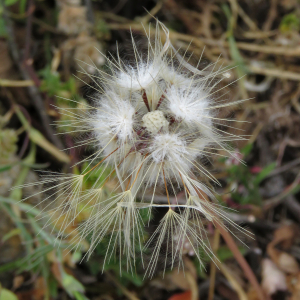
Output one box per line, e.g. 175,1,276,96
22,20,251,277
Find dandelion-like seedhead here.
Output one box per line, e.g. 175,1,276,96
21,21,251,277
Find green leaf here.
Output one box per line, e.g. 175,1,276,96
38,65,78,98
0,195,42,216
0,164,13,172
241,143,253,156
2,228,21,243
0,288,18,300
0,162,48,173
20,162,50,169
280,13,300,32
0,203,33,252
4,0,19,6
19,0,27,14
61,272,85,297
17,244,54,273
74,291,90,300
227,35,249,75
217,246,246,262
0,258,23,273
49,278,58,298
0,18,7,38
253,162,276,185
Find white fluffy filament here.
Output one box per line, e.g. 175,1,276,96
21,20,252,277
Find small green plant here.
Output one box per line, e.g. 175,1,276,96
39,66,77,98
280,13,300,33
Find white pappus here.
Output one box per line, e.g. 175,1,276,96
20,20,252,277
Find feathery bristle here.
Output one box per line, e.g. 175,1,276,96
20,20,252,277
